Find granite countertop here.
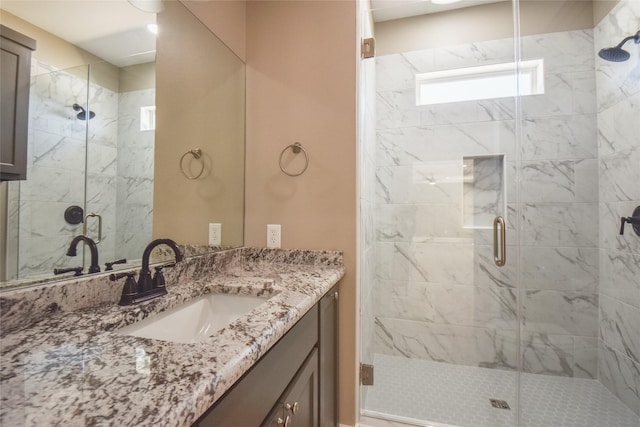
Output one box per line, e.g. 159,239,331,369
0,248,344,426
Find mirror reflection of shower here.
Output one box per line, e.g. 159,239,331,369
72,103,95,120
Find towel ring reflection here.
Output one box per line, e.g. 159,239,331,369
279,142,309,177
180,148,204,180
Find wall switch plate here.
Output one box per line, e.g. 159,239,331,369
267,224,281,248
208,223,222,246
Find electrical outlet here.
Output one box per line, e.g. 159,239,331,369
266,224,281,248
208,223,222,246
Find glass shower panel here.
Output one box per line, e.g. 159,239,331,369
360,2,520,426
517,1,640,425
11,64,90,280
83,61,156,269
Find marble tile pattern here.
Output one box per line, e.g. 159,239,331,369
116,89,155,261
595,0,640,415
371,29,600,379
0,247,344,426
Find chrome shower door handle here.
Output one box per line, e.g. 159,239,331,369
83,212,103,244
493,216,506,267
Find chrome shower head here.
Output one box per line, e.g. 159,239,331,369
72,103,96,120
598,31,640,62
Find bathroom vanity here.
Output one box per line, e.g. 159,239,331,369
0,248,343,426
195,284,338,427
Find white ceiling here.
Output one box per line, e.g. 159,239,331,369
1,0,157,67
371,0,507,22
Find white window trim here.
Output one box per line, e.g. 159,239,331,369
416,59,544,106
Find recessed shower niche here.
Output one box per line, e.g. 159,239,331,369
462,154,505,229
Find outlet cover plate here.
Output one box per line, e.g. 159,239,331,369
267,224,281,248
209,223,222,246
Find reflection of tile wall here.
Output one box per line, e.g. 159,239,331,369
595,0,640,416
85,75,119,265
373,29,599,378
116,89,155,260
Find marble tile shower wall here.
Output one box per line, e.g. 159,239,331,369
594,0,640,416
373,30,599,378
116,89,155,260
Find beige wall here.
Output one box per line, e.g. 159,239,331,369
119,62,155,93
593,0,620,24
245,1,357,425
375,0,596,55
154,1,245,248
180,0,246,61
0,9,119,91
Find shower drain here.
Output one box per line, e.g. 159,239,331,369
489,399,511,410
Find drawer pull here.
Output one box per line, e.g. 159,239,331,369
277,416,291,426
285,402,299,414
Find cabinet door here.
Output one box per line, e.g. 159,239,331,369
263,348,318,427
1,26,35,181
319,284,338,426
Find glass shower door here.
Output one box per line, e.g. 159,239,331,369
359,1,520,426
7,64,90,280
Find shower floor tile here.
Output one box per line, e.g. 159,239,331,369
362,353,640,427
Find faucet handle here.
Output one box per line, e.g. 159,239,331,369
110,272,138,306
53,266,83,276
152,263,176,288
105,258,127,271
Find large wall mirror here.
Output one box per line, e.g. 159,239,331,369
0,0,245,289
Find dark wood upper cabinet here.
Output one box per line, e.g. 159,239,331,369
1,25,35,181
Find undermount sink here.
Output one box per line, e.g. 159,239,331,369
118,293,270,343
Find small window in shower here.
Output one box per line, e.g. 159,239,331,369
416,59,544,106
140,106,156,131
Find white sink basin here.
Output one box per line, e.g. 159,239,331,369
118,293,269,343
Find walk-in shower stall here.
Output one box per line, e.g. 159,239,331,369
358,1,640,426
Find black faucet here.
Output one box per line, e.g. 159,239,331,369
115,238,184,306
66,235,100,273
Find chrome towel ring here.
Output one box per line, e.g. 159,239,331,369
180,148,205,180
279,142,309,177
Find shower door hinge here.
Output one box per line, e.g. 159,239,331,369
361,37,375,59
360,363,374,385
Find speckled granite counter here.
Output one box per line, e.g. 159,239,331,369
0,248,344,426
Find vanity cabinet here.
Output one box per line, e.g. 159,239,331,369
193,284,339,427
1,25,35,181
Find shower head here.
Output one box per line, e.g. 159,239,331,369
72,103,96,120
598,31,640,62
